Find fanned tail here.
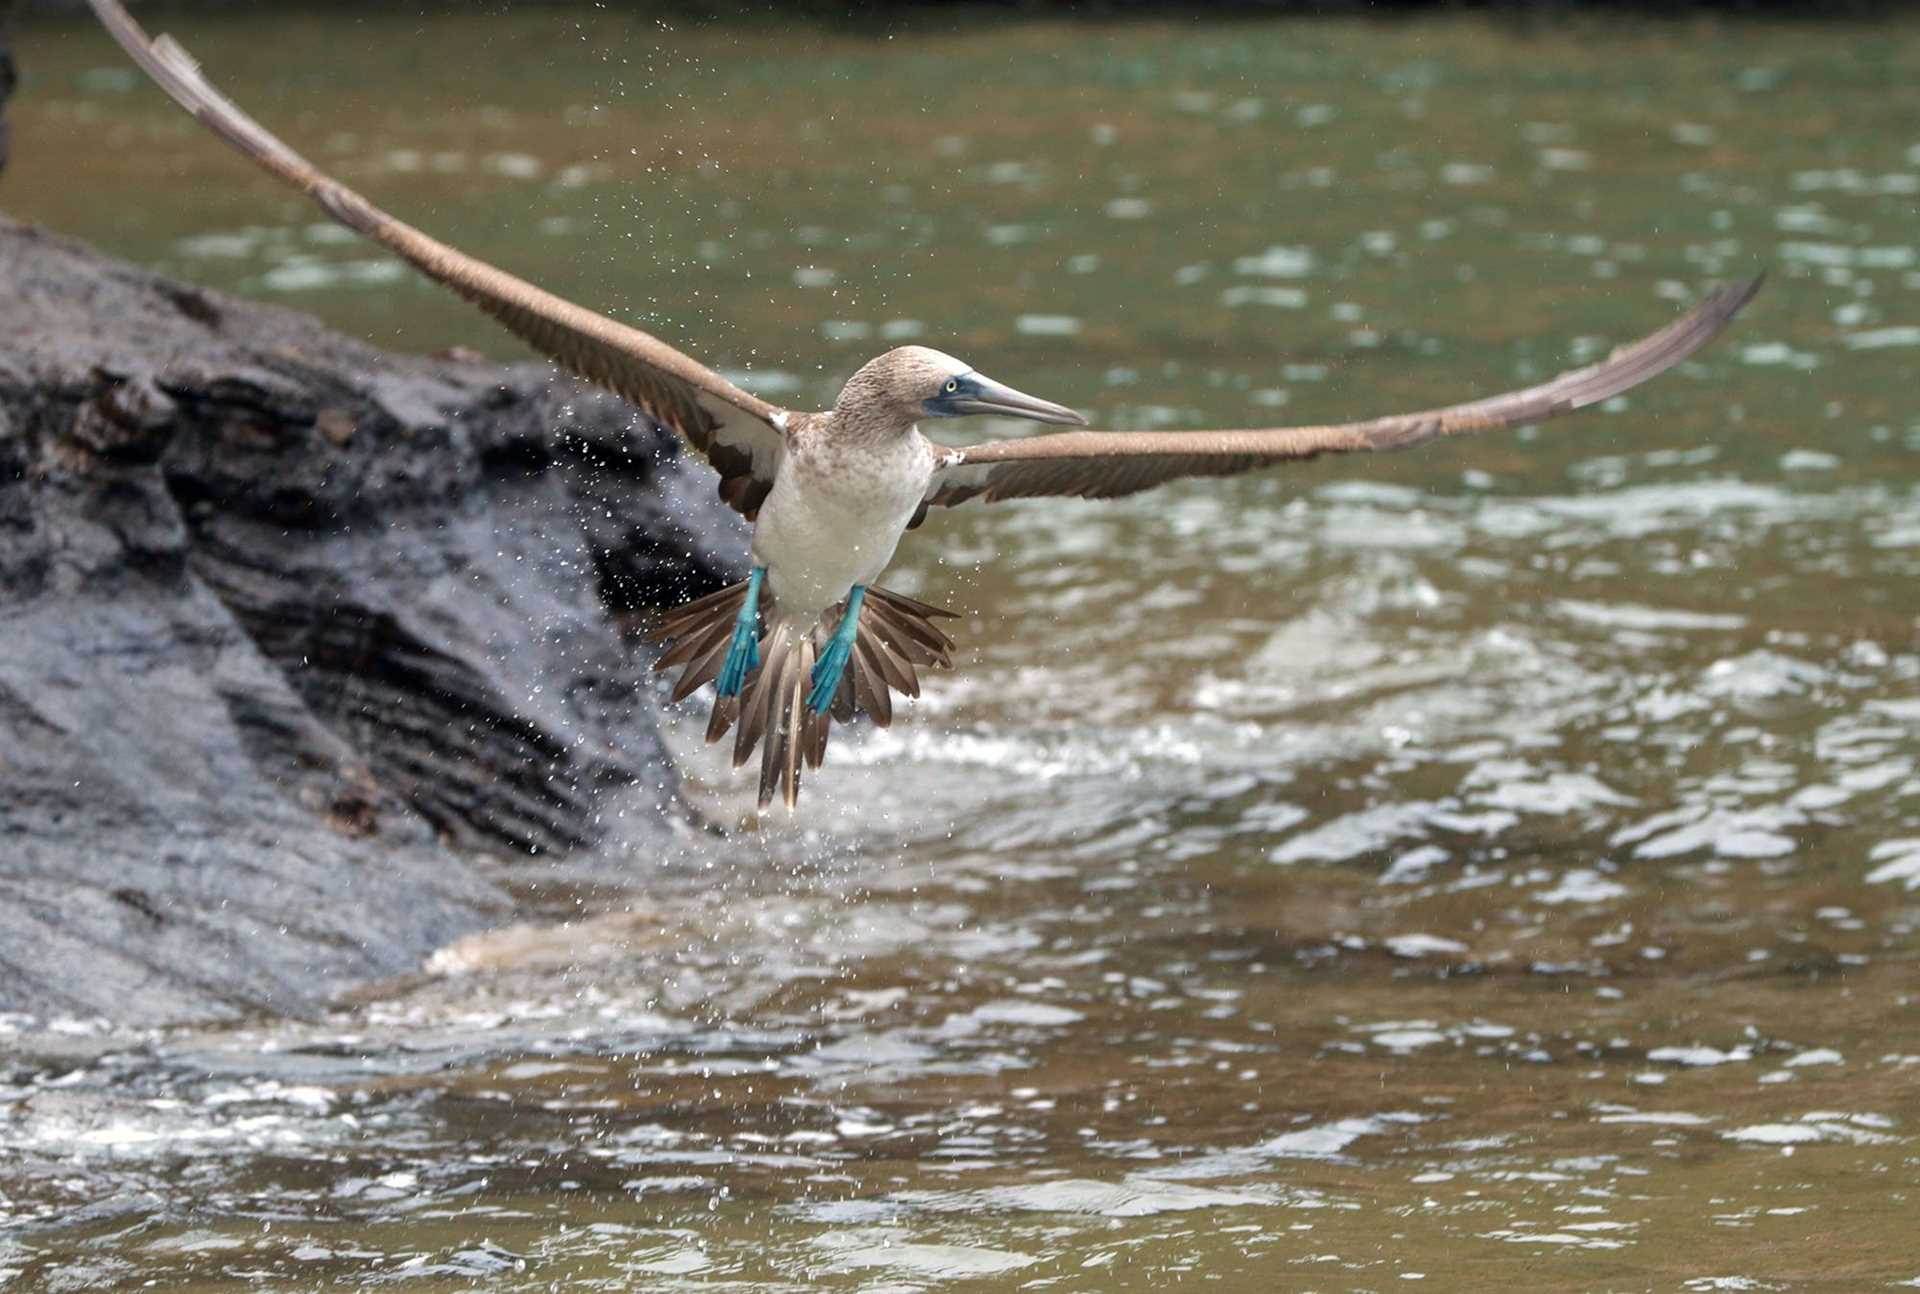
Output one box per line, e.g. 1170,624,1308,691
652,582,958,808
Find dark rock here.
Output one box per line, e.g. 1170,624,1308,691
0,216,749,1026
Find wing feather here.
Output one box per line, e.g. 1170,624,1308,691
88,0,788,519
923,277,1761,512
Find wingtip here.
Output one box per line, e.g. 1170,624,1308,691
1668,273,1764,355
1722,271,1767,314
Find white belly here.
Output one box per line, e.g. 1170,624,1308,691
751,430,933,615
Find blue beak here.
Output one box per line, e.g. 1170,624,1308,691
923,371,1087,425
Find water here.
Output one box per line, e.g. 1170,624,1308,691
6,7,1920,1289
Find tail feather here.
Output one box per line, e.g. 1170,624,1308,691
656,581,746,639
868,587,961,622
850,636,892,728
861,629,919,698
705,691,738,745
805,695,833,768
863,598,954,666
652,578,958,808
654,614,729,674
755,629,813,809
786,636,817,804
652,583,748,703
829,656,859,725
668,627,740,704
733,622,790,770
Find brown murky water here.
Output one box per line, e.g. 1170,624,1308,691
4,7,1920,1290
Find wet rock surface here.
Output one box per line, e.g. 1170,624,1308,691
0,217,748,1026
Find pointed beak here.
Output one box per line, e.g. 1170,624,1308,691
928,371,1088,426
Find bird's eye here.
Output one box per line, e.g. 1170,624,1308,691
944,379,959,394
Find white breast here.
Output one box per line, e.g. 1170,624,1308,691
751,428,934,615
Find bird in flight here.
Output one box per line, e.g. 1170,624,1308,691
89,0,1761,809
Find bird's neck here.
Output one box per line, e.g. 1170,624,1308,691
822,403,916,448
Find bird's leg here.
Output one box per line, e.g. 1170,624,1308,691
715,566,765,697
807,585,866,715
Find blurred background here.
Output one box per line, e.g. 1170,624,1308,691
2,2,1917,1289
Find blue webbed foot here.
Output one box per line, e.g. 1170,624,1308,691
807,585,867,715
807,638,852,714
716,621,760,697
716,567,765,698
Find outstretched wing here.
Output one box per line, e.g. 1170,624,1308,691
923,277,1761,513
89,0,788,520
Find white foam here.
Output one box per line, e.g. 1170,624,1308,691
1260,1115,1400,1159
1648,1045,1751,1068
1866,840,1920,889
1385,934,1469,959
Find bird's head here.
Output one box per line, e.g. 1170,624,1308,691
835,346,1087,431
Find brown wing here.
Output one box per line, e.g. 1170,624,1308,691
89,0,788,520
922,276,1762,512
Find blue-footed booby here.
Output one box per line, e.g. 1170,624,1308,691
91,0,1762,808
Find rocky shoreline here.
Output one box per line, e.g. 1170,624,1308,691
0,217,747,1026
